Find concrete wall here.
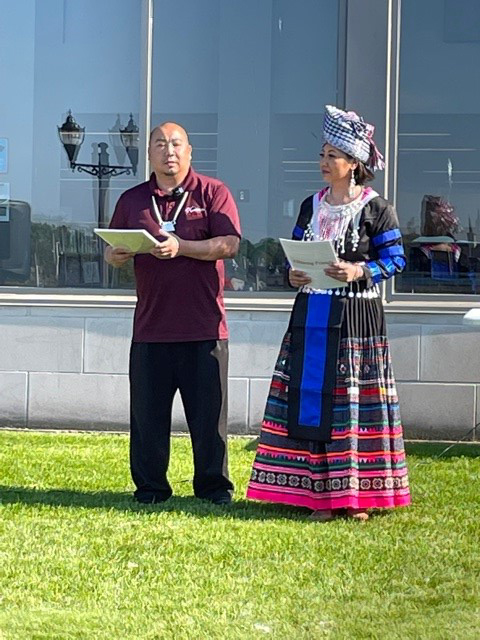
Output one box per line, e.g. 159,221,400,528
0,303,479,440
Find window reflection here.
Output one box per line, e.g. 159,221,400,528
152,0,340,292
396,0,480,295
0,0,341,292
0,0,142,289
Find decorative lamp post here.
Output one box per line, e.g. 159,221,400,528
57,110,85,165
57,109,139,228
119,113,139,175
57,110,139,288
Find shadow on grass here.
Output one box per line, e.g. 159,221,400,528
1,442,477,520
0,485,308,521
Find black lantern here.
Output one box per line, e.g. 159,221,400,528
56,110,139,287
57,110,138,229
119,113,139,175
57,110,85,166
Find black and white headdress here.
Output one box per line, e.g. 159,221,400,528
323,105,385,172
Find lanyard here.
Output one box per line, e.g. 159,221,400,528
151,191,189,233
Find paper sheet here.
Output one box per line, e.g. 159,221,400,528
279,238,344,289
94,229,158,254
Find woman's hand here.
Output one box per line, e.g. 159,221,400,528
289,269,312,287
324,260,363,283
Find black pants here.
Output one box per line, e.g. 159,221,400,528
129,340,233,500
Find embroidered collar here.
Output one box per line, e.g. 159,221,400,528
308,186,379,254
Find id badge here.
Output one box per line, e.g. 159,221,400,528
162,221,176,233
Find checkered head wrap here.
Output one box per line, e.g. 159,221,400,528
323,105,385,172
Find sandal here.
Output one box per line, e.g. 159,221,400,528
346,509,369,521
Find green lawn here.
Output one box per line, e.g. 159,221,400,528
0,431,479,640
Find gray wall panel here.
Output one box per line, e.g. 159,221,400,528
0,372,28,427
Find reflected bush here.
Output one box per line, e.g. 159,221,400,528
225,237,287,291
4,222,289,292
17,222,136,289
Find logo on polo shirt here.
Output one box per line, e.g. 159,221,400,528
185,206,207,220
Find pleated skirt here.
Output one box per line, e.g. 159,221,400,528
246,292,411,511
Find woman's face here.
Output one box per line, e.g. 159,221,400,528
319,143,357,184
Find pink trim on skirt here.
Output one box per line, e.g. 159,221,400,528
246,486,411,511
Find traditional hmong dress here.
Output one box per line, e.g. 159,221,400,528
247,187,411,511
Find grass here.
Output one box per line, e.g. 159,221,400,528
0,431,479,640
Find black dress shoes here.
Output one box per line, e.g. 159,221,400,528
134,492,171,504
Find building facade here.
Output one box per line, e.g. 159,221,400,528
1,0,480,440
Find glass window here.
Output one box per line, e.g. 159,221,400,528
0,0,143,290
396,0,480,295
152,0,341,292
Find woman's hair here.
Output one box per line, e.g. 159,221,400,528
344,153,374,185
353,161,374,185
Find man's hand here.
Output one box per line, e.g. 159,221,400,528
324,260,363,283
105,245,134,267
150,231,239,261
150,228,181,260
289,269,312,287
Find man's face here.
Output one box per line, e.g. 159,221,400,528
148,124,192,178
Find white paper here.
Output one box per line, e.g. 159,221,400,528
280,238,344,289
94,229,159,254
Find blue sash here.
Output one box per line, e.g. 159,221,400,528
287,293,344,442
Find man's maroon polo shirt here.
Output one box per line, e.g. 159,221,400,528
109,169,241,342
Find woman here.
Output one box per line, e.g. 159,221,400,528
246,105,411,521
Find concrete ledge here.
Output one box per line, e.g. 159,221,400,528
248,378,270,433
397,382,476,440
420,325,480,383
388,324,421,381
28,373,129,430
84,318,131,374
0,317,83,373
0,372,28,427
229,321,285,377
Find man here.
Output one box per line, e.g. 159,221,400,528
105,122,241,505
